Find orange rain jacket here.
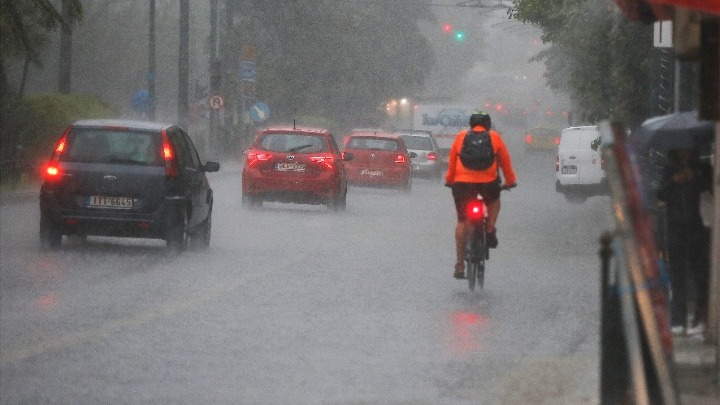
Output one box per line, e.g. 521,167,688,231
445,125,517,185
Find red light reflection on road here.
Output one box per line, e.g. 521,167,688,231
447,311,487,356
36,292,59,311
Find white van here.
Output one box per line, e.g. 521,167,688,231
555,125,607,203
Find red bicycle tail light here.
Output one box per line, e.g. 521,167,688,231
467,200,485,221
160,130,178,176
395,154,407,164
310,155,335,170
427,151,437,161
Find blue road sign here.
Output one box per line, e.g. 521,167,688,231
250,102,270,123
240,61,256,82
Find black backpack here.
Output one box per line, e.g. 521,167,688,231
459,129,495,170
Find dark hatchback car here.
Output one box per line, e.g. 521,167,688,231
39,119,220,252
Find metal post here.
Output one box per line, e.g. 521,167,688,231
148,0,156,120
711,122,720,374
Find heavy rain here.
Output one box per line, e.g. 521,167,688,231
2,1,717,404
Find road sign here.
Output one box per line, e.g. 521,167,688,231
250,102,270,123
208,94,225,110
240,61,256,82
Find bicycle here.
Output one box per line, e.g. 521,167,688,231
463,184,513,291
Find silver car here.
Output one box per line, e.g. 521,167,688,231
399,131,442,180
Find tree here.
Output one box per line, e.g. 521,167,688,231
0,0,83,100
510,0,654,128
225,0,435,129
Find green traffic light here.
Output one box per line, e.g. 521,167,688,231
454,31,465,41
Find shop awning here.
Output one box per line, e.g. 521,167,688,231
616,0,720,21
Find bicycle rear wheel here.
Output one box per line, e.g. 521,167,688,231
466,260,477,291
477,259,485,289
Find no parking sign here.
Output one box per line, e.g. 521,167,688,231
208,94,225,110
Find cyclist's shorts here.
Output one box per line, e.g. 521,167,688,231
451,180,501,222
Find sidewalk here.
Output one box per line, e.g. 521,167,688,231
0,183,39,205
673,333,720,404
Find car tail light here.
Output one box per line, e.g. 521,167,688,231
310,155,335,170
395,154,407,164
247,151,272,167
466,200,485,221
43,133,68,181
427,151,437,161
555,155,560,171
601,158,606,170
554,136,560,145
525,134,533,144
160,130,178,177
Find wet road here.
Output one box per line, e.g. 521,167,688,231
1,145,610,404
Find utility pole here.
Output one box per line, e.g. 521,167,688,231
209,0,221,155
178,0,190,128
58,3,72,94
148,0,156,120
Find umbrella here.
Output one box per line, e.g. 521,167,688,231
631,111,715,154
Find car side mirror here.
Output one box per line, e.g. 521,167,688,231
203,161,220,172
342,152,354,161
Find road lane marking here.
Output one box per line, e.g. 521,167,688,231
0,280,243,364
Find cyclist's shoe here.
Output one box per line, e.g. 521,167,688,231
454,263,466,279
487,231,498,248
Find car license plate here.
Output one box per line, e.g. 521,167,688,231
361,169,383,176
276,163,306,172
86,196,134,209
562,166,577,174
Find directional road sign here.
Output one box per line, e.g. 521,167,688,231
250,102,270,123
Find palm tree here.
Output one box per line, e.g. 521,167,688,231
0,0,83,100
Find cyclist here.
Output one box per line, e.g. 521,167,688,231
446,110,517,279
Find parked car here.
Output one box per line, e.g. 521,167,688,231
555,125,607,203
398,130,442,180
341,131,414,192
39,119,220,252
524,127,560,151
241,126,351,210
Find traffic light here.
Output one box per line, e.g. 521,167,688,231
442,23,453,34
454,30,466,41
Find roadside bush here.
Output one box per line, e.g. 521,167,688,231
0,93,118,188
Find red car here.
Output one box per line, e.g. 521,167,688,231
341,131,414,192
242,126,351,210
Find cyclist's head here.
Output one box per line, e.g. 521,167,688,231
469,110,491,129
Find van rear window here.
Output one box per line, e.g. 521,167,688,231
560,128,600,150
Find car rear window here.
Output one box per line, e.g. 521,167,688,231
62,128,162,166
346,137,399,151
259,133,328,153
400,136,434,150
533,128,555,137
